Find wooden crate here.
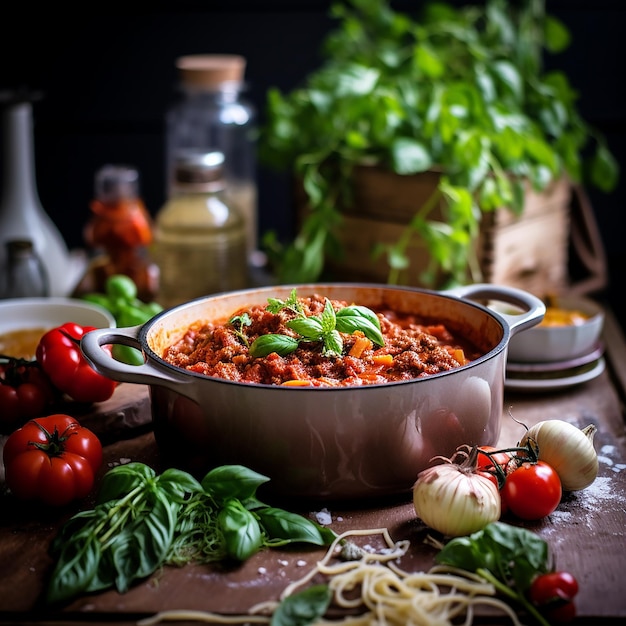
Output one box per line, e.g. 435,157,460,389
294,167,573,297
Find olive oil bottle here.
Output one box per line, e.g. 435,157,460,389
153,151,248,309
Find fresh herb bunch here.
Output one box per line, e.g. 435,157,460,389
436,522,555,626
230,289,385,358
259,0,619,287
46,462,335,605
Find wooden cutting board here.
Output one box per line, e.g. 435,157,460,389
69,382,152,442
0,383,152,485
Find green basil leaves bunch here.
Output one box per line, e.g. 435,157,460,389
46,462,335,605
436,522,552,626
242,289,384,358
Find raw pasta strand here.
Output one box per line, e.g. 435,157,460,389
139,528,527,626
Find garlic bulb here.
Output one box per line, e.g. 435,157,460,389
413,461,501,537
519,420,598,491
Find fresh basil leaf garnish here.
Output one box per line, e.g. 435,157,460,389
249,334,300,357
320,298,338,333
322,329,343,357
336,305,384,346
287,316,324,340
249,291,385,359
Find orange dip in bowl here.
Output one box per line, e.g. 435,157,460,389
539,307,590,328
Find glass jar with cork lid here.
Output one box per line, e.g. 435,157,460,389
166,54,258,263
153,151,248,309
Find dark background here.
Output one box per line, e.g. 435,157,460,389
1,1,624,325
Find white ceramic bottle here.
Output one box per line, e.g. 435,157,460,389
0,93,73,297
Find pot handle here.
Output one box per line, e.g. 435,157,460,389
444,283,546,336
80,326,196,391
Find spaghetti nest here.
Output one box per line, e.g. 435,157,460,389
138,528,525,626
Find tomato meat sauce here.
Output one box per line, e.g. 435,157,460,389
162,294,482,386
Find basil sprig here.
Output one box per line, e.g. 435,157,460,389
436,522,552,626
46,462,335,605
248,290,384,358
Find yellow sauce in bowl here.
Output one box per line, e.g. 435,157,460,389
539,307,590,328
0,327,48,360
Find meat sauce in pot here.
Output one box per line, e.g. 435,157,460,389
162,293,482,387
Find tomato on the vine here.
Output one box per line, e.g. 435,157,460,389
529,571,579,623
476,445,513,515
502,460,562,520
477,445,513,473
2,414,103,506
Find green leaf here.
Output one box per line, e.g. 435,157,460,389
335,305,384,346
218,498,263,561
271,584,333,626
320,299,338,334
250,334,300,358
267,289,300,314
436,522,550,593
414,44,444,78
256,507,332,546
478,177,501,211
106,493,179,593
491,61,523,101
335,63,380,97
525,136,559,173
544,15,571,53
321,329,343,357
46,531,101,604
589,144,620,192
202,465,270,503
97,462,155,504
390,138,433,174
287,317,324,341
157,468,203,503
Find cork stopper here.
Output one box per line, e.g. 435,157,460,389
176,54,246,88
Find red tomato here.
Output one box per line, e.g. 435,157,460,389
529,571,579,623
0,384,20,428
477,445,513,472
3,414,103,506
502,460,562,520
476,446,511,515
36,323,116,404
0,360,56,432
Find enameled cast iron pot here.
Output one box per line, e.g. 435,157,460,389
81,283,544,500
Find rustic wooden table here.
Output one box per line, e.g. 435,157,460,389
1,312,625,626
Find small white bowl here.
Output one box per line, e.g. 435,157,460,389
0,297,115,358
507,295,604,364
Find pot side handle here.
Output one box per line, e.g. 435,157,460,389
80,326,194,388
444,283,546,336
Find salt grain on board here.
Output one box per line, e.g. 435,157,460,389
577,475,625,510
312,508,333,525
